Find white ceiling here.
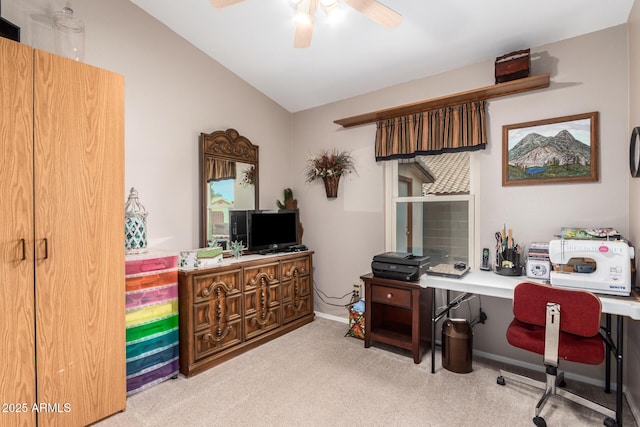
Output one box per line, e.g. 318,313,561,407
129,0,634,113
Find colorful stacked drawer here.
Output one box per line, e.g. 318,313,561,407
125,251,179,396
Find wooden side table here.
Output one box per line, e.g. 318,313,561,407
360,273,431,363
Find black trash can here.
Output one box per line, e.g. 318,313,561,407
442,319,473,373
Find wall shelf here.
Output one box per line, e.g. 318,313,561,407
334,74,550,128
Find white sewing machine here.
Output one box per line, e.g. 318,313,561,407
548,239,635,296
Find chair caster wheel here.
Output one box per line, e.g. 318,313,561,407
604,417,619,427
497,376,505,386
533,416,547,427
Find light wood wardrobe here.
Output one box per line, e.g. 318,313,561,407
0,37,125,426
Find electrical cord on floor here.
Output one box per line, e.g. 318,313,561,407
313,281,353,307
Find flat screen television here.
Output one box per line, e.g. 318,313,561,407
247,210,299,253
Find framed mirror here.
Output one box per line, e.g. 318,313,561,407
200,129,259,248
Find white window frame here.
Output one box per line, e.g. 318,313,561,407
383,157,477,268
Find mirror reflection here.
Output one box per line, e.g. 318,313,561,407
206,162,255,247
200,129,259,248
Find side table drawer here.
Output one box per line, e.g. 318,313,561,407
371,284,411,308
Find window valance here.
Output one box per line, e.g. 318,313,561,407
374,100,487,161
205,158,236,182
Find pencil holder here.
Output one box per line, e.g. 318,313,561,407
495,248,523,276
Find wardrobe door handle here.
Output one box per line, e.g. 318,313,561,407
43,238,49,260
21,239,26,261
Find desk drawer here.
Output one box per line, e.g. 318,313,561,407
371,284,411,308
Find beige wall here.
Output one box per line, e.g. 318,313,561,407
627,0,640,419
294,24,630,385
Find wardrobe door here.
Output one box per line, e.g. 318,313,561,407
0,38,36,427
33,49,125,426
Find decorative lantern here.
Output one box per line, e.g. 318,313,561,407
124,187,148,254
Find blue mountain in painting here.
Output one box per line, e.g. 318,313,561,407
508,129,591,169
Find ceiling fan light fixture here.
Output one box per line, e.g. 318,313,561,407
320,0,339,17
294,10,312,26
319,0,338,7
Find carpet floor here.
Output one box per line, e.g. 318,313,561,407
97,317,637,427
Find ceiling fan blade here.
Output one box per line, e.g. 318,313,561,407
343,0,402,28
294,24,313,48
293,0,317,48
210,0,246,8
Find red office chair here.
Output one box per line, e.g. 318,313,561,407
496,281,617,427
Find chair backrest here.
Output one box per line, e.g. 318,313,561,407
512,281,602,337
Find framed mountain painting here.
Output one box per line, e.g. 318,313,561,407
502,112,599,186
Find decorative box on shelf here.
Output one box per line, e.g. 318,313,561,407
178,247,224,269
125,250,179,396
495,49,530,84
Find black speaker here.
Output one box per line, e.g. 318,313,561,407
229,210,248,246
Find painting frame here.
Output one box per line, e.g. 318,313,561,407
502,112,599,186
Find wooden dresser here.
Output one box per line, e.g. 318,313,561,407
178,251,314,376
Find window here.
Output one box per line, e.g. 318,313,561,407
384,152,475,267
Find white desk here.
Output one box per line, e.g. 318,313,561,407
422,270,640,319
421,270,640,427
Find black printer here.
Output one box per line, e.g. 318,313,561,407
371,252,430,282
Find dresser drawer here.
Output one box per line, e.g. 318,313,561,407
194,318,243,360
371,284,411,308
244,262,279,291
192,269,241,304
282,275,311,301
281,256,310,279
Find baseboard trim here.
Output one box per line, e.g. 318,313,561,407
625,388,640,426
472,349,611,387
315,311,348,324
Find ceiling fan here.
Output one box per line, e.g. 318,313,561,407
209,0,402,48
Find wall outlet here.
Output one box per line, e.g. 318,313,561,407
352,281,362,300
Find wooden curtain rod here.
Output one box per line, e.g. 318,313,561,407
334,74,550,128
